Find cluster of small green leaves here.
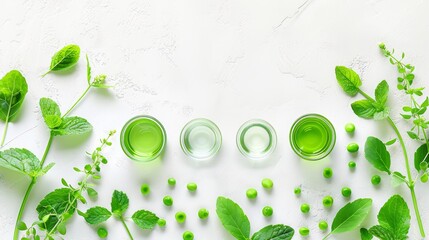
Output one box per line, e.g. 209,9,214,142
18,131,115,240
360,195,410,240
322,198,372,239
79,190,159,240
216,197,294,240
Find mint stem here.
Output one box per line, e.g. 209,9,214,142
120,217,134,240
62,84,91,117
1,117,9,147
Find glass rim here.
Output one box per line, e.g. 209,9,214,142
236,119,277,160
120,115,167,162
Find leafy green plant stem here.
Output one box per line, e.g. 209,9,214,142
62,84,91,117
120,217,134,240
13,134,53,240
1,114,10,146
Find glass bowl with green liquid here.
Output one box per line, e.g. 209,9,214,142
289,114,336,161
180,118,222,161
120,115,166,162
236,119,277,160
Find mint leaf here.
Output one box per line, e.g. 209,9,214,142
251,224,294,240
330,198,372,234
43,44,80,76
360,228,373,240
111,190,129,216
377,195,410,239
414,143,429,171
0,148,42,177
0,70,28,122
131,210,159,230
51,116,92,136
39,98,62,128
375,80,389,106
335,66,362,96
216,196,250,240
365,136,391,174
84,207,112,224
351,99,377,119
368,225,394,239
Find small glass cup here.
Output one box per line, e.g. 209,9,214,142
120,115,166,162
236,119,277,160
180,118,222,161
289,113,336,161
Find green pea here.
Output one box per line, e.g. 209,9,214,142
183,231,194,240
345,123,355,133
299,227,310,236
262,206,273,217
348,161,356,169
246,188,258,199
97,227,108,238
187,182,197,192
341,187,352,197
371,175,381,185
175,211,187,223
157,219,166,227
140,183,150,196
323,168,333,178
347,143,359,152
261,178,274,189
322,196,334,208
300,203,310,213
168,178,176,186
294,187,302,195
319,220,328,231
163,195,173,206
198,208,209,219
421,173,428,183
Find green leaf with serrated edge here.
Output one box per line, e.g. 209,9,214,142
375,80,389,106
365,137,391,174
335,66,362,96
385,138,396,146
391,172,407,187
43,45,80,76
216,197,251,240
377,195,410,239
414,144,429,171
111,190,129,216
360,228,373,240
84,207,112,224
0,70,28,123
330,198,372,234
0,148,41,177
51,116,92,136
39,98,62,128
131,210,159,230
36,188,76,231
369,225,395,240
251,224,294,240
351,100,377,119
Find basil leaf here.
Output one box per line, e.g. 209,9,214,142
351,99,377,119
216,196,251,240
51,116,92,136
368,225,395,240
251,224,294,240
385,138,397,146
360,228,373,240
414,143,429,171
111,190,129,216
37,188,77,231
39,98,62,129
375,80,389,106
43,45,80,76
335,66,362,96
0,148,41,177
131,210,159,230
83,207,112,224
365,136,391,174
330,198,372,234
377,195,410,239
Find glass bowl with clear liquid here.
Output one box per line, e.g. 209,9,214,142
180,118,222,161
236,119,277,160
289,114,336,161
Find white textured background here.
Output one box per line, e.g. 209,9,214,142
1,0,429,239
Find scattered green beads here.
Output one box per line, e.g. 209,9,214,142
323,168,333,178
300,203,310,213
347,143,359,153
246,188,258,199
157,219,167,227
371,175,381,185
175,211,187,223
163,195,173,206
345,123,355,133
322,196,334,208
319,220,328,231
348,161,356,169
168,178,176,186
341,187,352,197
198,208,209,219
299,227,310,236
97,227,108,238
187,182,197,192
262,206,273,217
261,178,274,189
294,187,302,195
140,183,150,196
183,231,194,240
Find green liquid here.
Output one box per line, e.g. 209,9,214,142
121,116,166,161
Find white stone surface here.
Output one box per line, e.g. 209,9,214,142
1,0,429,239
